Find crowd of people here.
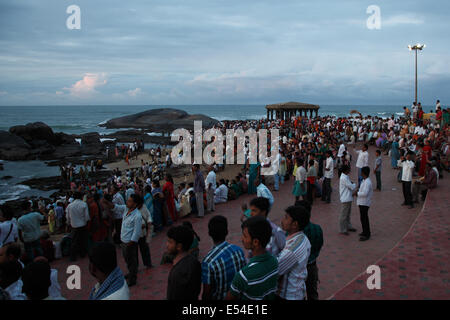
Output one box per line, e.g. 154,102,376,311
0,101,448,300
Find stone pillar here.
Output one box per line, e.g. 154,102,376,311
267,109,269,119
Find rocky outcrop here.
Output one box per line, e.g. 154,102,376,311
0,130,33,160
100,108,219,132
0,122,105,161
9,122,58,146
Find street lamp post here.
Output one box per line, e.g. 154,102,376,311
408,43,426,105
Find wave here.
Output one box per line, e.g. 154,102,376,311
50,124,94,130
0,184,31,204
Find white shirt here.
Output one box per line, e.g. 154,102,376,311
214,184,228,203
112,192,125,219
357,177,373,207
398,160,415,182
324,156,334,179
206,171,216,191
337,144,346,157
355,150,369,168
295,166,306,182
66,199,90,228
0,219,19,247
339,173,356,203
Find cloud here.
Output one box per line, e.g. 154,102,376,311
63,73,108,98
0,91,7,96
383,14,425,27
127,87,142,97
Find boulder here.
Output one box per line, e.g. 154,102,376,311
99,108,219,132
9,122,58,145
0,130,33,160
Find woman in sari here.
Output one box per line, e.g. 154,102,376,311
163,174,177,222
247,161,260,195
143,185,154,228
419,140,432,176
390,138,400,169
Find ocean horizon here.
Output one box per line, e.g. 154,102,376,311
0,104,435,136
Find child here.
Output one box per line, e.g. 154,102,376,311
47,205,55,234
374,149,382,191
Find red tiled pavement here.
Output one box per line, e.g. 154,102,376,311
52,145,437,300
330,176,450,300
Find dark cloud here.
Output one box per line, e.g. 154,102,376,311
0,0,448,105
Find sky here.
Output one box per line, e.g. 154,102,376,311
0,0,448,106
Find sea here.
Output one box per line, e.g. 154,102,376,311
0,104,429,203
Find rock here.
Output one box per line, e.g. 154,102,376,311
1,175,12,180
54,132,77,145
79,132,104,155
9,122,58,145
99,108,219,132
0,130,33,160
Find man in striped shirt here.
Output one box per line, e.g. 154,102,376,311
277,205,311,300
226,216,278,300
201,216,246,300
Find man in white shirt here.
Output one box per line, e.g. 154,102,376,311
0,206,18,247
337,142,346,166
205,166,216,212
357,167,373,241
435,100,441,111
321,151,334,204
66,192,90,262
355,144,369,187
112,185,125,244
397,152,415,209
339,165,357,235
214,179,228,204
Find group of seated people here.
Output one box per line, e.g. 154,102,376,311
175,172,249,218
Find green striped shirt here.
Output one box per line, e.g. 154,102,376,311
229,252,278,300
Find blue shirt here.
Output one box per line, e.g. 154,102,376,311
201,241,246,300
257,183,274,207
119,206,142,243
17,212,44,242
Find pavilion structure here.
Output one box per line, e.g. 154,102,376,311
265,101,320,120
